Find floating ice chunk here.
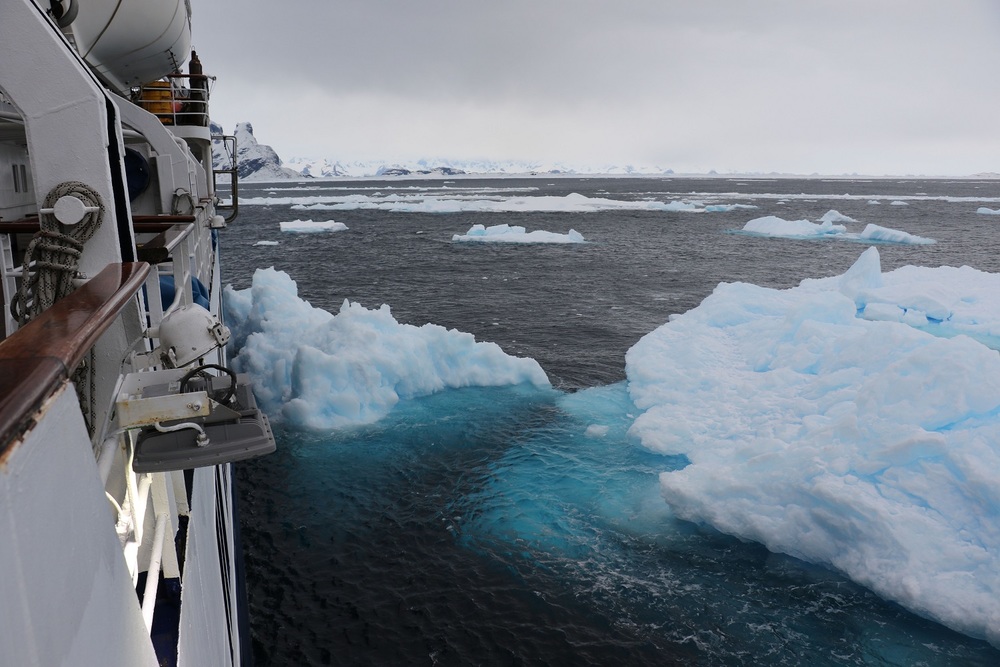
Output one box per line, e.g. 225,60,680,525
739,216,934,245
977,207,1000,215
584,424,610,438
835,245,883,301
279,219,348,233
859,223,934,245
253,240,280,246
868,199,881,205
651,200,702,212
704,204,758,212
741,215,846,239
224,268,549,429
453,223,585,244
819,209,857,223
890,200,909,206
625,247,1000,647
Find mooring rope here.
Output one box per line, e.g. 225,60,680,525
11,180,105,325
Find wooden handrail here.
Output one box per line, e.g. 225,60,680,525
136,223,194,263
0,218,196,262
0,220,42,234
131,215,197,223
0,262,150,449
0,214,196,235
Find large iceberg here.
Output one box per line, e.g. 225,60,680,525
625,247,1000,646
224,268,550,429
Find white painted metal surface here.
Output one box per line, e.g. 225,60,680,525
177,466,240,667
0,0,129,279
0,385,159,667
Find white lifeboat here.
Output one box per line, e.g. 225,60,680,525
62,0,192,93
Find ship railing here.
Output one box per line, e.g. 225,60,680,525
212,134,239,224
0,230,27,336
134,73,214,128
133,218,214,337
0,261,150,446
0,216,213,339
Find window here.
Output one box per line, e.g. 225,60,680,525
11,164,28,194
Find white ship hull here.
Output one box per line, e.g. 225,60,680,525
0,2,266,665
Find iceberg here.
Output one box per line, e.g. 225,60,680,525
739,215,935,245
279,219,348,233
741,215,846,238
819,209,857,223
452,223,585,244
977,207,1000,215
704,203,758,212
859,223,934,245
625,247,1000,647
224,268,550,429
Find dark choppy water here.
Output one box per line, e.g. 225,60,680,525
221,176,1000,665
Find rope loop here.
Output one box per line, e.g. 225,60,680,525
10,180,105,325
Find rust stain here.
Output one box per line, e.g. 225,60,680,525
0,381,67,473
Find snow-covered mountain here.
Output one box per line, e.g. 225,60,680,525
283,155,675,178
211,121,299,181
211,120,676,179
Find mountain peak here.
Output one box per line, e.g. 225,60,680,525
212,121,299,181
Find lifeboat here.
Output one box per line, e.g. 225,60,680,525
61,0,192,93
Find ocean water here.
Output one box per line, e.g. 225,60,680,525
220,176,1000,666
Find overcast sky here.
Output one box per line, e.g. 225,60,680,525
191,1,1000,175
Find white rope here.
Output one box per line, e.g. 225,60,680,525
11,180,105,324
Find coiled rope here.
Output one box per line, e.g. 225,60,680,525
11,181,105,325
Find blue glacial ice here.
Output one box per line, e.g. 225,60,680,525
625,246,1000,647
223,268,549,429
452,223,585,244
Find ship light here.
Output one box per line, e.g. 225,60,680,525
156,304,230,368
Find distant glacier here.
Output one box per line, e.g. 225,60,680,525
210,120,676,180
282,155,678,179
